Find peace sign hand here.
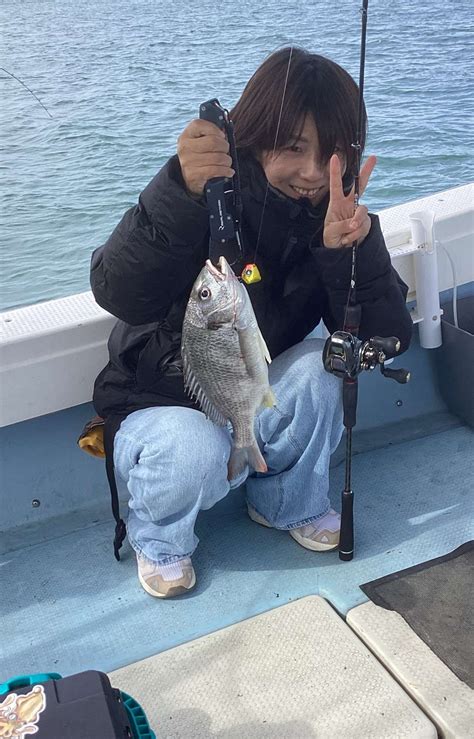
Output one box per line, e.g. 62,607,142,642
323,154,377,249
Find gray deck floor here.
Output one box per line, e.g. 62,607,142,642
1,424,472,681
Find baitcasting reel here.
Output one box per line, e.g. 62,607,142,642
323,331,410,384
323,325,410,562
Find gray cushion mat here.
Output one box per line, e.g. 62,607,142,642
110,596,437,738
361,541,474,687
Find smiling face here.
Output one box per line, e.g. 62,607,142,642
259,114,346,207
231,49,365,203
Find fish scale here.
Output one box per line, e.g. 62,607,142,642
183,324,258,447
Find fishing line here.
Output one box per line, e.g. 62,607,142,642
252,45,294,266
0,67,54,119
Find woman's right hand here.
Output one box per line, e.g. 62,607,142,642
177,119,235,196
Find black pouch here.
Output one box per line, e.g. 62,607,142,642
77,415,106,458
77,413,127,561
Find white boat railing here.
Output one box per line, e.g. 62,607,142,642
0,183,472,428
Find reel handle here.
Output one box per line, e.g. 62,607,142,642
370,336,400,355
380,366,411,384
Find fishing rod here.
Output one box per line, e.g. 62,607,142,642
322,0,410,561
199,5,410,563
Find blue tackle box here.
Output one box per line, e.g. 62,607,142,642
0,670,155,738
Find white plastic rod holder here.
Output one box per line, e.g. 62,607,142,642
409,210,442,348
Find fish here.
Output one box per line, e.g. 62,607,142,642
181,256,275,479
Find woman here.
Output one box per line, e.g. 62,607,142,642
90,47,412,598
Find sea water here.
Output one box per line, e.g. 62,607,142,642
1,0,472,310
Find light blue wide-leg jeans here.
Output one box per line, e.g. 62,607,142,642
113,338,344,564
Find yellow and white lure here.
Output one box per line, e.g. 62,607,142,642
241,263,262,284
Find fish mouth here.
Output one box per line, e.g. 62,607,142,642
205,257,229,282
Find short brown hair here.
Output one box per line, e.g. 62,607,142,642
230,47,366,185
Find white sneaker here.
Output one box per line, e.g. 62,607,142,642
248,505,340,552
289,509,340,551
136,555,196,598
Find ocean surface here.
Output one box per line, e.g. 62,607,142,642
1,0,473,311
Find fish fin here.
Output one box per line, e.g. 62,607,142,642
199,393,228,426
236,285,271,364
247,441,268,473
262,387,276,408
182,352,227,426
257,327,272,364
237,327,272,382
228,441,267,480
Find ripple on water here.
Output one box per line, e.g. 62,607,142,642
0,0,473,309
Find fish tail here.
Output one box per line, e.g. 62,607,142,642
262,387,276,408
247,441,268,473
228,441,267,480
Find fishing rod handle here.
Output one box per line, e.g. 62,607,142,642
343,303,361,334
343,375,358,429
339,487,354,561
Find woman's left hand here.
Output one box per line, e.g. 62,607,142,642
323,154,377,249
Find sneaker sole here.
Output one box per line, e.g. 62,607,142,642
138,569,196,599
289,529,339,552
247,505,272,528
249,505,339,552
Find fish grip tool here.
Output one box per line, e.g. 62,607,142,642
199,99,247,276
322,0,410,561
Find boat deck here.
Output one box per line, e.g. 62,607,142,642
2,405,474,736
2,422,472,677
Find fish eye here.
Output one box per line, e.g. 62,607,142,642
199,287,211,301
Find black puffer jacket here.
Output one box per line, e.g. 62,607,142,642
91,154,412,419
